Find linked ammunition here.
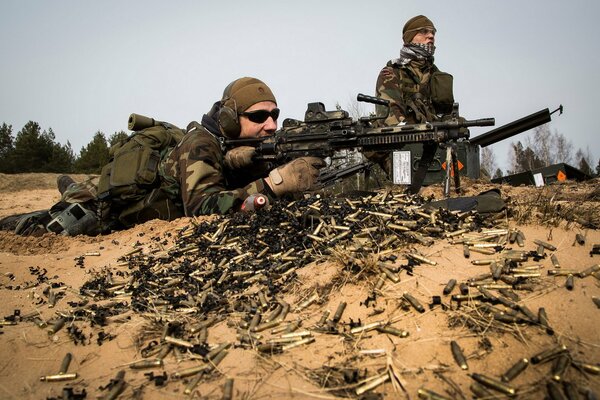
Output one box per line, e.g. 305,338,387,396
470,373,516,396
450,340,468,370
531,345,568,364
403,292,425,313
537,307,554,335
355,373,390,395
443,279,457,295
501,358,529,382
40,372,78,382
551,354,570,381
417,387,452,400
565,274,574,290
534,239,557,251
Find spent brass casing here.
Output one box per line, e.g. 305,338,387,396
536,244,545,257
377,325,409,338
40,373,78,382
593,297,600,309
417,387,452,400
252,319,281,333
443,279,457,295
565,274,574,290
463,244,470,259
350,321,384,334
331,302,347,324
374,273,386,291
280,330,312,339
531,345,568,364
164,336,194,348
575,233,585,245
469,247,496,255
355,373,390,396
59,352,72,374
317,310,330,326
577,264,600,278
533,239,557,251
470,373,516,395
450,341,468,370
470,259,495,266
264,304,283,323
281,336,315,351
223,378,234,400
407,253,437,266
491,262,503,280
248,313,261,331
129,359,163,369
296,293,318,311
538,307,554,335
516,232,524,247
546,381,565,400
380,266,400,283
551,354,570,381
173,365,209,380
547,269,579,276
47,318,66,335
470,381,494,398
403,292,425,313
517,305,538,323
572,360,600,375
501,358,529,382
257,343,283,354
551,254,561,268
183,370,204,395
206,342,231,360
508,230,518,243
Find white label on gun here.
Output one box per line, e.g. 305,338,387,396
392,151,411,185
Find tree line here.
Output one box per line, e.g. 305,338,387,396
480,125,599,179
0,121,128,174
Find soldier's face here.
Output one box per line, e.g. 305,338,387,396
412,28,436,45
239,101,278,139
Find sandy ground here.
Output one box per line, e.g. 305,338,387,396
0,173,598,400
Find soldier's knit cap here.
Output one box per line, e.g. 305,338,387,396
403,15,436,44
222,77,277,113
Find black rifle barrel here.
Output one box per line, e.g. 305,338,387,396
470,108,551,148
357,93,389,106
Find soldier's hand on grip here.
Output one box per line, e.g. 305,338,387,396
223,146,256,170
266,157,326,196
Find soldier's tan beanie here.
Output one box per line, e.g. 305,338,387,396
222,77,277,113
403,15,435,44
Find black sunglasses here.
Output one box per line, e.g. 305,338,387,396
239,108,280,123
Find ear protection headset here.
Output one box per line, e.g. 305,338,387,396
218,82,242,139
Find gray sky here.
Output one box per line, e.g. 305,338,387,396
1,0,598,172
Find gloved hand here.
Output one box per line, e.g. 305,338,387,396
266,157,326,197
224,146,256,170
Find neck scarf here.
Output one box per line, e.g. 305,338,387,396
398,43,435,66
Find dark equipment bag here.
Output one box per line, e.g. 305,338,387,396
97,118,185,228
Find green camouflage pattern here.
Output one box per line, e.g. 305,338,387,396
160,124,275,216
375,60,439,125
61,176,99,203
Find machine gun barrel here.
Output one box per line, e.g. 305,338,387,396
470,108,551,148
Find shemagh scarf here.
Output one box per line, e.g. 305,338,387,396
398,43,435,66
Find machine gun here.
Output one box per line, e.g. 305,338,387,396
225,94,495,194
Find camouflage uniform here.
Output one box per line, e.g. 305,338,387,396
375,59,441,125
159,112,276,216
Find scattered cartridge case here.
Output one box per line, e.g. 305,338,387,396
164,336,194,348
317,310,330,326
374,273,386,291
548,269,579,276
508,230,517,243
471,259,495,265
58,352,73,374
129,359,163,369
538,307,554,335
534,239,557,251
380,266,400,283
515,231,525,247
577,264,600,278
350,321,384,334
463,244,470,258
571,360,600,375
264,304,283,323
47,317,66,335
536,244,545,257
355,373,390,395
551,354,570,381
551,254,561,268
173,364,210,380
443,279,457,295
257,343,283,354
477,286,498,303
183,369,205,395
40,373,78,382
517,305,538,323
450,341,468,370
403,292,425,313
470,373,516,396
407,253,437,266
459,282,469,295
501,358,529,382
575,233,585,245
491,262,503,280
593,297,600,309
469,247,496,255
296,293,318,311
377,325,409,338
281,336,315,351
252,319,282,333
562,382,580,400
331,302,347,324
206,342,231,360
417,387,452,400
248,313,261,331
222,378,234,400
531,345,568,364
280,330,312,339
565,274,574,290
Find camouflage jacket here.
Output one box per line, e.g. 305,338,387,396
375,59,441,125
159,114,276,216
